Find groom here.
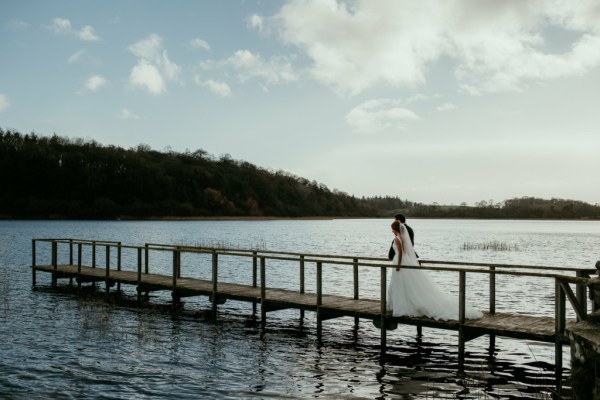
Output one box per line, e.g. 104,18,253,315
388,213,416,260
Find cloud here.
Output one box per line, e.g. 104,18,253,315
128,34,180,95
437,102,457,112
5,19,29,30
129,61,165,95
190,38,210,50
270,0,600,95
0,94,9,111
345,99,420,134
118,108,140,120
195,77,232,97
51,17,100,41
77,25,100,41
68,49,87,64
247,14,264,32
219,49,297,84
85,75,107,91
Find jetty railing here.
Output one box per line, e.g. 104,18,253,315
32,237,597,329
31,237,598,373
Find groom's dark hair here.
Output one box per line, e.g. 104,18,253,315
394,214,406,223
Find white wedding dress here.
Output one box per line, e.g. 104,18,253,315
387,225,482,320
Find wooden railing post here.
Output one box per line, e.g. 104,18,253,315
555,278,566,337
77,243,82,293
380,265,387,349
92,241,96,269
136,248,142,304
172,249,178,291
260,256,266,325
69,239,73,265
576,270,587,320
176,246,182,278
144,244,149,274
459,271,466,324
489,265,496,314
252,251,257,288
51,240,57,287
300,255,305,294
77,243,82,274
117,242,122,292
353,258,359,300
31,239,36,288
105,245,110,296
211,251,218,318
316,262,322,309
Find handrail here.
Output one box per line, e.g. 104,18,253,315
33,237,594,274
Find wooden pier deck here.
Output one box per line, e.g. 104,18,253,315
31,238,597,375
32,263,575,344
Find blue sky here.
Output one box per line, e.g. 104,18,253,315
2,0,600,205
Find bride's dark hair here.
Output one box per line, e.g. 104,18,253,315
391,221,401,233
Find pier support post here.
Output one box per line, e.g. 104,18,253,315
77,243,82,294
489,266,496,314
117,242,122,293
172,248,180,309
260,256,266,327
31,239,36,288
354,258,359,327
380,265,387,350
51,241,57,287
211,251,218,319
458,271,466,370
136,248,142,304
300,255,305,321
316,261,323,339
105,245,110,297
252,251,257,316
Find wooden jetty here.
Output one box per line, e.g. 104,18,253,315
31,238,597,376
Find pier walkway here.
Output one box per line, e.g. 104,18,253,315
31,238,598,375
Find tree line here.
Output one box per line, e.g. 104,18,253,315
1,128,598,220
0,129,376,219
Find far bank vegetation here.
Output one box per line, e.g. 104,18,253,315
1,129,599,220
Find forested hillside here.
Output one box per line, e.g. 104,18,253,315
2,129,598,220
0,129,376,219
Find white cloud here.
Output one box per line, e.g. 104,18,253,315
129,61,165,95
345,99,420,134
85,75,107,91
190,38,210,50
270,0,600,95
195,78,232,97
77,25,100,41
5,19,29,30
0,94,9,111
221,49,297,84
118,108,140,120
127,34,181,95
247,14,264,32
437,102,457,112
51,17,71,33
50,17,100,41
68,49,87,64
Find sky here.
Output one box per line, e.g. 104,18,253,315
1,0,600,206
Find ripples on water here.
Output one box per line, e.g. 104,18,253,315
1,219,599,399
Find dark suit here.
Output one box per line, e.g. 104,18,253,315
388,223,415,260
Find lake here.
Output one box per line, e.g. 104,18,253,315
1,218,599,399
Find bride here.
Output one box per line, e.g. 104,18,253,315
387,221,482,320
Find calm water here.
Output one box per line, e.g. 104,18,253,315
1,219,599,399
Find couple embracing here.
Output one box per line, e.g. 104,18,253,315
386,214,482,320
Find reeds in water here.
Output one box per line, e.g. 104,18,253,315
461,241,519,252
